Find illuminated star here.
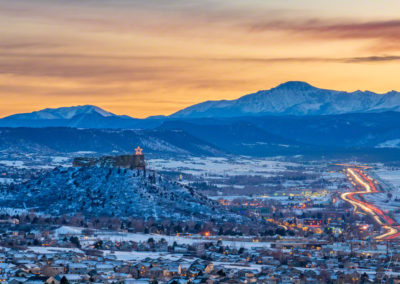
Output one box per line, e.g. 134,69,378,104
135,146,143,155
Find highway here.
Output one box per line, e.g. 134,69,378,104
340,167,400,240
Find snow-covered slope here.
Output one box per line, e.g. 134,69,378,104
5,105,115,120
0,105,159,129
171,81,400,118
0,167,238,221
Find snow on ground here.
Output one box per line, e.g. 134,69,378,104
109,252,266,271
147,157,299,178
322,172,345,179
57,226,271,249
27,246,83,254
83,232,209,246
365,167,400,222
74,151,96,155
52,156,70,164
108,251,189,261
374,168,400,189
0,207,28,215
0,178,13,184
213,262,264,272
0,161,24,168
54,226,83,236
376,139,400,149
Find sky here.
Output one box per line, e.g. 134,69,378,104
2,0,400,118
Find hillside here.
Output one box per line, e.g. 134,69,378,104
0,166,239,221
3,111,400,159
0,127,223,156
158,111,400,159
159,120,308,156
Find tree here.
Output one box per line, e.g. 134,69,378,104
70,236,81,248
60,276,69,284
360,272,369,283
94,240,103,249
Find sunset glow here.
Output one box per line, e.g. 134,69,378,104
2,0,400,117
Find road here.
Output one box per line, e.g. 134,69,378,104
340,167,400,240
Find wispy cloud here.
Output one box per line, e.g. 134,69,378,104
345,55,400,63
4,50,400,65
222,55,400,64
247,18,400,51
2,0,400,117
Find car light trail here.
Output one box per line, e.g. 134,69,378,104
340,167,399,240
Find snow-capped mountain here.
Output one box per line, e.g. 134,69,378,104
0,166,239,221
0,105,161,129
3,81,400,127
171,81,400,118
6,105,115,120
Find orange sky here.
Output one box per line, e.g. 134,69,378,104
2,0,400,118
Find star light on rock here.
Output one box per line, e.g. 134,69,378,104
135,146,143,155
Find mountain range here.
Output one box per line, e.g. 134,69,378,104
3,81,400,128
0,105,162,129
171,81,400,118
2,111,400,159
2,81,400,158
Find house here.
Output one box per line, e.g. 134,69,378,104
8,278,28,284
173,246,188,254
124,278,151,284
45,276,60,284
68,263,88,274
25,275,51,284
163,263,181,277
96,263,114,272
55,274,86,283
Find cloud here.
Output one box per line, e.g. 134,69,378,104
0,54,183,83
4,0,400,52
0,41,60,50
228,55,400,64
247,18,400,51
1,50,400,87
345,55,400,63
2,0,400,118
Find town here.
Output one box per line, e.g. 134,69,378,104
1,149,400,283
0,216,399,283
3,0,400,282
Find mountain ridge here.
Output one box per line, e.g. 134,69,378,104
5,105,116,120
3,111,400,159
0,127,225,156
2,81,400,128
171,81,400,118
